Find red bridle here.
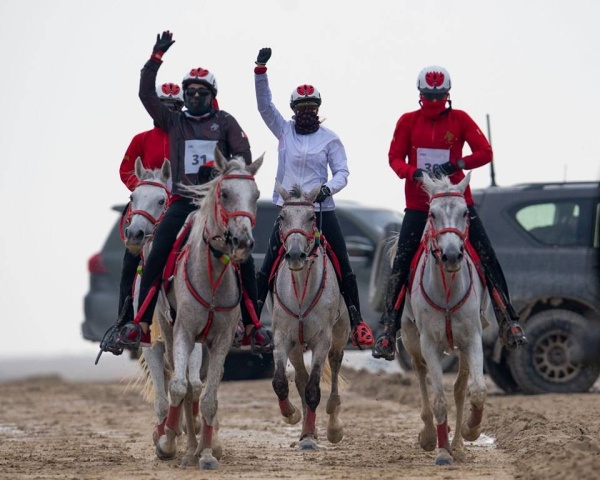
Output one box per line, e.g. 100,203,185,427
120,180,171,242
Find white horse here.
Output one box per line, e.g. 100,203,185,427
123,157,204,449
401,172,494,465
154,150,263,470
268,184,350,450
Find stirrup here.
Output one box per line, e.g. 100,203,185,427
232,319,245,348
501,321,528,350
250,326,274,355
372,331,396,361
351,322,374,348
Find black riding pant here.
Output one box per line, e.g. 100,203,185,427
385,206,512,321
137,197,258,326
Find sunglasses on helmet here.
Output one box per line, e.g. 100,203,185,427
421,92,448,102
186,87,211,97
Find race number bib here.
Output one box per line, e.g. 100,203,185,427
184,140,218,174
416,148,450,176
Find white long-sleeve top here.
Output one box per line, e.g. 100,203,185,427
255,73,349,211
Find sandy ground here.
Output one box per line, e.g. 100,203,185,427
0,353,599,480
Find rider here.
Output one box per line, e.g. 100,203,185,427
372,65,527,361
253,47,374,348
116,82,182,334
114,30,273,355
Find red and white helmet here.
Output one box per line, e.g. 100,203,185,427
417,65,451,94
290,84,321,110
182,68,218,96
157,82,184,103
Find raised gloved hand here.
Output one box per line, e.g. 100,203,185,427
315,185,331,203
152,31,175,55
413,168,426,181
197,164,218,185
256,47,272,65
432,161,457,179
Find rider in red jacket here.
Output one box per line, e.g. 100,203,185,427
115,83,182,335
372,65,527,361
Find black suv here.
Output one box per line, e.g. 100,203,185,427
82,199,403,379
370,181,600,394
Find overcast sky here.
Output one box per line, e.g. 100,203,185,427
1,0,598,359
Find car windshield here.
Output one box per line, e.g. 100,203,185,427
350,208,404,236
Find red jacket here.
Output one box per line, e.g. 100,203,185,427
388,107,493,211
119,126,170,191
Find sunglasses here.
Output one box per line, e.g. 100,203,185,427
186,87,211,97
421,92,448,102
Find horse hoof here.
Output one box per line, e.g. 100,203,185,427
462,424,481,442
199,449,219,470
418,430,436,452
283,407,302,425
435,449,453,466
212,444,223,460
299,436,318,450
155,442,176,461
327,422,344,444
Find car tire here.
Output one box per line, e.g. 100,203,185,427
369,222,401,312
396,336,459,373
507,309,600,394
484,343,521,394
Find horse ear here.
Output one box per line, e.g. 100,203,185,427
161,158,171,181
134,157,144,180
276,180,290,201
247,152,265,177
457,171,471,194
420,172,436,196
214,147,227,173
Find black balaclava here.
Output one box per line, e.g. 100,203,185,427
294,109,320,135
184,88,213,116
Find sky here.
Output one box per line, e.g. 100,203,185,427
0,0,598,360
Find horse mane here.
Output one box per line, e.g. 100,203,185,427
288,184,304,200
180,156,249,244
422,175,463,197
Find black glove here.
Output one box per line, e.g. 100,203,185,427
152,31,175,55
413,168,426,181
256,47,272,65
315,185,331,203
432,161,457,179
197,165,218,184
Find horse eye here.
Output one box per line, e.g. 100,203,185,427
278,214,284,221
430,212,436,220
159,199,165,206
463,209,468,217
221,191,228,200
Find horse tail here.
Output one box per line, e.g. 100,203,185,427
319,356,348,391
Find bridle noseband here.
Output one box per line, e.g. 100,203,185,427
279,200,320,257
121,180,171,242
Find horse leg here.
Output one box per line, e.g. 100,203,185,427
326,344,344,444
451,351,470,461
194,342,228,470
156,328,193,460
272,339,301,425
289,346,309,418
142,342,168,446
422,342,453,466
297,341,329,450
187,344,204,436
403,321,436,452
461,339,486,443
180,384,199,467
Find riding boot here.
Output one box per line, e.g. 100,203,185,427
240,257,273,355
255,270,270,318
488,283,528,350
340,273,374,348
372,270,406,361
118,248,139,326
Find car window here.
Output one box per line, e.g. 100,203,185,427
254,204,280,255
514,200,586,247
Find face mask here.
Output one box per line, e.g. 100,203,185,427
294,109,320,135
185,89,213,116
420,97,448,118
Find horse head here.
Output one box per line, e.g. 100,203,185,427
421,172,471,273
189,148,263,263
124,157,171,254
277,182,321,271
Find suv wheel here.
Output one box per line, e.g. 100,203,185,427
368,223,401,312
508,309,600,394
484,343,521,394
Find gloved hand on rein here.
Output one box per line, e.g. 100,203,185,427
315,185,331,203
432,161,457,179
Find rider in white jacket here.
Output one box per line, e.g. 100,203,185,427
253,47,374,348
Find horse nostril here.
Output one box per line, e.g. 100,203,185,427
457,253,464,262
300,252,307,261
441,254,448,263
284,253,291,260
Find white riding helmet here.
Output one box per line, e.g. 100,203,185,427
157,82,184,104
417,65,451,94
182,68,218,96
290,84,322,110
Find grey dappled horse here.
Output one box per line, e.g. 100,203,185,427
401,173,495,465
268,183,350,450
154,150,263,470
124,158,204,450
